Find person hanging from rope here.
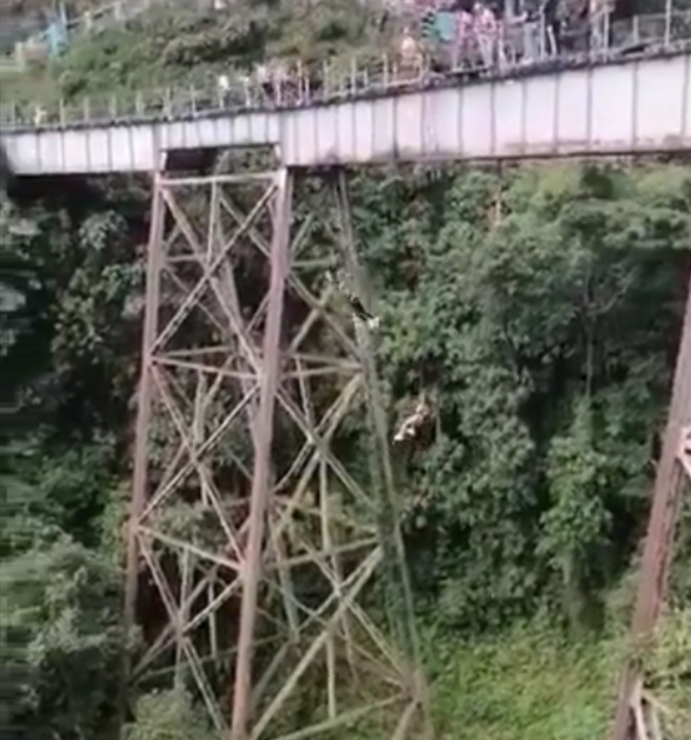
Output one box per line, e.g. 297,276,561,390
393,394,435,445
326,267,380,330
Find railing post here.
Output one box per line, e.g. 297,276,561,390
539,11,546,58
633,15,640,45
297,59,304,104
83,96,90,123
322,60,330,99
664,0,672,46
59,98,66,126
304,69,311,104
604,9,611,51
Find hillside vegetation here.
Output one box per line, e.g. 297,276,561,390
1,2,691,739
0,0,394,106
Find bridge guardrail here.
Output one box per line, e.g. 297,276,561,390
1,11,690,133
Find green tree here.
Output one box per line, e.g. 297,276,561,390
0,535,123,740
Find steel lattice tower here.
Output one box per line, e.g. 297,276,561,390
124,162,430,740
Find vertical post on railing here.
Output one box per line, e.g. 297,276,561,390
109,94,117,122
297,59,304,104
83,96,90,123
539,11,546,58
322,60,330,99
665,0,672,45
164,88,172,118
305,68,311,104
190,86,197,116
135,91,143,117
633,15,640,45
382,53,389,89
604,7,610,50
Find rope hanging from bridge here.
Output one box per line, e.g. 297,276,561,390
329,170,425,676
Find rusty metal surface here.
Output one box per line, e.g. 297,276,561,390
124,167,429,739
610,274,691,740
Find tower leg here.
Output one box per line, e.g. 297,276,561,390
610,273,691,740
231,168,293,739
121,174,165,728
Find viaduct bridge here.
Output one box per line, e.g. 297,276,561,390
1,50,691,174
1,40,690,740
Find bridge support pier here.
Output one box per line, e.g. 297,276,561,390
610,274,691,740
124,164,430,740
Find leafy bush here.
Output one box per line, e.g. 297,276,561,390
125,690,216,740
0,536,123,740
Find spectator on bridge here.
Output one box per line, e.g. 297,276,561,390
473,1,502,69
33,105,46,126
516,0,541,62
252,61,292,106
217,73,231,106
399,28,424,76
542,0,562,55
255,63,273,103
452,6,475,67
589,0,613,51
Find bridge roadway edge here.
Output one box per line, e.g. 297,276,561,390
2,50,691,175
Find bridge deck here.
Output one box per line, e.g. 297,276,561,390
2,52,691,175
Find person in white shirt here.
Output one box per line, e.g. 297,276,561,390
473,1,499,69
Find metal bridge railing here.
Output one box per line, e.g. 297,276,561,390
1,10,690,133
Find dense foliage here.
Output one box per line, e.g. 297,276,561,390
355,165,691,633
2,160,690,738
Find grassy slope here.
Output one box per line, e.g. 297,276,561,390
427,626,615,740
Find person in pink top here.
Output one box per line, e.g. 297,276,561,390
453,7,475,68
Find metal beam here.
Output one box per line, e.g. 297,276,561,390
124,166,430,740
4,53,691,174
610,272,691,740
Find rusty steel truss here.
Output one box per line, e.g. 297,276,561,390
124,165,430,740
611,276,691,740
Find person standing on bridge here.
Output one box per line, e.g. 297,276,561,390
400,28,424,77
473,1,501,70
452,4,475,68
